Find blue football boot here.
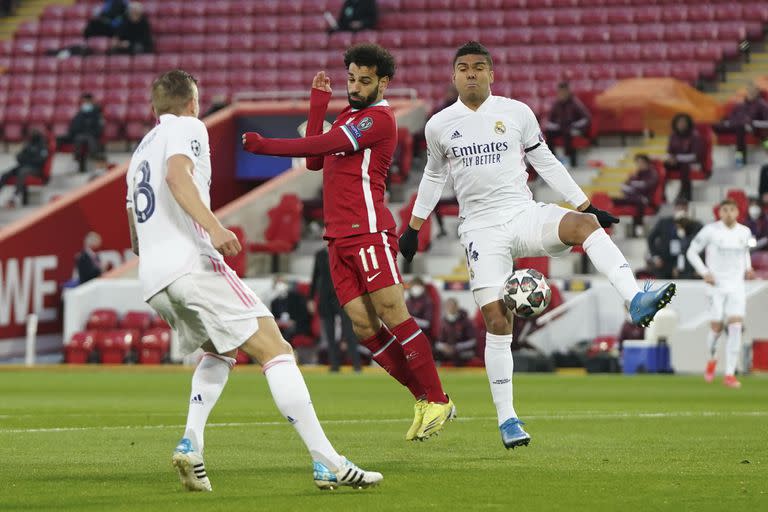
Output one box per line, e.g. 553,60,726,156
500,418,531,449
629,282,676,327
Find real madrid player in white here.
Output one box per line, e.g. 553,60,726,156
399,42,675,449
686,198,755,388
126,70,381,492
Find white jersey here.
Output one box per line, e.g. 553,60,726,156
413,95,587,234
686,220,753,288
126,114,223,301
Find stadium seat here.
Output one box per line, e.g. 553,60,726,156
120,311,153,333
86,309,119,331
726,189,749,224
249,194,304,272
424,282,443,342
96,329,134,364
64,331,98,364
137,328,171,364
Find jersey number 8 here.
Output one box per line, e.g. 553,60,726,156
133,160,155,223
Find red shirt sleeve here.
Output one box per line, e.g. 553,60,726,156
306,89,331,170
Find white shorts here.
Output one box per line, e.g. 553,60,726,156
707,285,746,322
459,203,571,307
148,261,272,355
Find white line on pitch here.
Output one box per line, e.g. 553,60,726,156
1,410,766,434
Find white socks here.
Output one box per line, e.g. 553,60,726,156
183,353,236,454
707,330,721,359
583,228,640,303
484,332,517,426
262,353,344,471
725,323,742,377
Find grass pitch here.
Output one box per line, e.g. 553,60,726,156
0,367,766,511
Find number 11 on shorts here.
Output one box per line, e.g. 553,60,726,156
358,245,379,272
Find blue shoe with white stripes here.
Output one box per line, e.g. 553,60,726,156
313,458,383,490
500,418,531,449
172,438,212,492
629,282,676,327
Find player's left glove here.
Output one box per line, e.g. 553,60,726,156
399,226,419,262
242,132,264,153
584,204,619,228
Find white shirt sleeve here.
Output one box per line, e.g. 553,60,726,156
125,158,134,209
412,118,449,220
165,118,208,165
518,103,588,208
686,225,711,276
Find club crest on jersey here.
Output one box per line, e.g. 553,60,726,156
358,116,374,131
190,139,201,156
494,121,506,135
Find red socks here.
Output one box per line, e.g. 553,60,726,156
390,318,447,403
361,325,425,400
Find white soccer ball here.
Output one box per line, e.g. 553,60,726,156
503,269,552,318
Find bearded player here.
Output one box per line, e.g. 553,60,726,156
243,44,455,441
399,41,675,449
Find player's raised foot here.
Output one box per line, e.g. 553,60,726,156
629,282,676,327
500,417,531,449
172,438,212,492
723,375,742,389
704,359,717,383
405,399,427,441
416,396,456,441
313,458,383,490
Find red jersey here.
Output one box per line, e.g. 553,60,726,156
243,89,398,239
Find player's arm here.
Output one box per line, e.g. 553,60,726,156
400,121,449,261
305,76,332,171
165,154,241,257
520,104,617,228
685,227,713,283
127,208,139,256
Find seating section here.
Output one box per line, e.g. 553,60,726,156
64,308,171,364
1,0,766,142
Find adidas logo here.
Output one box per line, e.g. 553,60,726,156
190,393,203,405
450,130,462,140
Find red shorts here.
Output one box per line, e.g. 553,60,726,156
328,231,403,306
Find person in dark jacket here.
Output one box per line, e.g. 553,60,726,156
326,0,377,33
713,84,768,164
270,276,313,342
647,198,702,279
310,247,361,372
434,298,475,366
83,0,127,39
543,82,591,166
57,93,105,174
0,129,49,206
745,198,768,252
109,2,153,55
76,232,105,284
613,153,660,229
665,113,704,201
405,277,435,341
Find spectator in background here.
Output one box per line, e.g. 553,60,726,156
713,84,768,165
665,113,703,202
0,129,49,207
310,247,361,372
109,2,153,55
543,82,590,167
647,197,702,279
1,0,19,16
405,277,434,341
203,94,229,118
760,160,768,205
270,276,313,345
76,232,105,284
434,298,475,366
83,0,127,39
325,0,377,33
745,198,768,252
613,154,659,230
57,93,105,174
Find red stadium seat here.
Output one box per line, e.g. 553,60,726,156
87,309,119,330
96,330,134,364
137,328,171,364
120,311,153,333
64,331,98,364
249,195,304,272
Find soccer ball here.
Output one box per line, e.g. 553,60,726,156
503,269,552,318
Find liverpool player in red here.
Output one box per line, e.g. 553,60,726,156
243,44,454,441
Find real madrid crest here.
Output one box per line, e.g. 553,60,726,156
494,121,506,135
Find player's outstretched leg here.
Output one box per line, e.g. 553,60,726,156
172,350,236,492
243,317,383,489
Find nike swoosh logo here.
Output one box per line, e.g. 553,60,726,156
366,272,382,283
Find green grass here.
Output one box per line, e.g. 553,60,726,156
1,368,766,511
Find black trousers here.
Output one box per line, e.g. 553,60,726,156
0,165,40,204
321,310,360,372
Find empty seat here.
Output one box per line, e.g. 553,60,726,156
96,329,134,364
64,331,98,364
137,328,171,364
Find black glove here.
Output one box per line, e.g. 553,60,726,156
399,226,420,262
584,204,619,228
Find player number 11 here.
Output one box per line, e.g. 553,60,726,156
358,245,380,272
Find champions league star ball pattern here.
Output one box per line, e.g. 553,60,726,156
503,269,552,318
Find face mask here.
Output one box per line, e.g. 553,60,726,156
81,103,94,112
274,282,289,297
673,209,686,220
410,285,424,298
445,312,457,322
749,205,761,220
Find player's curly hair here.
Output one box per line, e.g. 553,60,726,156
454,41,493,69
151,69,198,116
344,43,396,80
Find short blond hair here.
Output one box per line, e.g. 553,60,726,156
151,70,198,116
